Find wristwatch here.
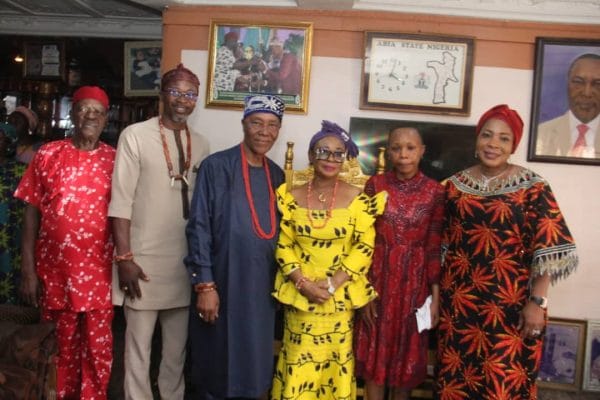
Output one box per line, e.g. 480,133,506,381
327,277,336,295
529,295,548,309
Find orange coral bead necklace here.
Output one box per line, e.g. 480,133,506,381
240,143,276,240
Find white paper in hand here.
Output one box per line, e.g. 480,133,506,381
415,295,432,333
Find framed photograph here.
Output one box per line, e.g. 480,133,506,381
538,317,586,391
23,41,65,80
583,320,600,392
205,20,313,113
349,117,476,181
124,41,162,97
360,32,474,115
527,37,600,165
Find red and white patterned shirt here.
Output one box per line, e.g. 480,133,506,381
15,139,115,311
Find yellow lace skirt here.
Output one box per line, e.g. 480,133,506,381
271,308,356,400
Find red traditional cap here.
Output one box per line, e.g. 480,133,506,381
161,63,200,90
224,31,239,43
72,86,109,110
476,104,524,153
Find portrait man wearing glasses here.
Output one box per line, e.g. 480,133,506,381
109,64,209,399
185,94,285,400
536,53,600,159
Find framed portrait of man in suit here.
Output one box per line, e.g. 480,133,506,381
528,37,600,166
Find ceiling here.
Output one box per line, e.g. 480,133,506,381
0,0,598,39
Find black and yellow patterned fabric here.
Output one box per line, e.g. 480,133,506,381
271,184,386,400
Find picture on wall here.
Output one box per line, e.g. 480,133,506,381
23,41,65,80
583,320,600,392
124,41,162,97
538,318,586,391
205,20,313,113
348,117,476,181
527,37,600,165
360,32,474,116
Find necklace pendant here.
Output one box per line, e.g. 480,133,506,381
182,175,189,186
170,176,175,187
318,192,327,203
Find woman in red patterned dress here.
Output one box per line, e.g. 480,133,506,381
355,127,444,400
435,104,578,399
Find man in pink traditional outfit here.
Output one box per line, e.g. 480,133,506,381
16,86,115,400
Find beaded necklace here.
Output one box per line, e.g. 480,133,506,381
240,143,276,240
479,163,511,190
306,178,338,229
159,118,191,187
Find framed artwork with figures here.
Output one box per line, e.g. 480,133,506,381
205,20,313,113
360,32,474,115
538,318,586,391
124,41,162,97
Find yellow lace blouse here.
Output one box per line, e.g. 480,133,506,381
272,183,387,313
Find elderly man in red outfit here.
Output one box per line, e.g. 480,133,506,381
16,86,115,400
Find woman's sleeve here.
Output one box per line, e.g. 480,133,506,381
184,158,217,284
274,184,302,276
426,184,445,285
339,191,387,279
528,180,578,283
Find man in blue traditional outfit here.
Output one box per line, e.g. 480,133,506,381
185,94,285,399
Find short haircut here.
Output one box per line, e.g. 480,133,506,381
567,53,600,76
388,126,423,145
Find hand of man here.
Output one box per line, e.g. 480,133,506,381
117,260,149,300
19,268,41,307
196,290,220,324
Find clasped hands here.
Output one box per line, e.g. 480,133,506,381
299,278,333,304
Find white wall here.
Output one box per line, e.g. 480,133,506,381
183,50,600,320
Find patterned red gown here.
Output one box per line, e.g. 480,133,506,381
435,167,577,400
355,171,444,388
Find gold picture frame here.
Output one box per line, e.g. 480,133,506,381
360,31,474,116
538,317,586,391
205,19,313,113
124,41,162,97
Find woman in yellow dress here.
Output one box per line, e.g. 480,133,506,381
271,120,386,400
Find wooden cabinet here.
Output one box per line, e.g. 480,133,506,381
103,97,158,146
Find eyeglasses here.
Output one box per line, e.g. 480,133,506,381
314,147,346,163
74,105,107,117
163,89,198,101
247,120,281,133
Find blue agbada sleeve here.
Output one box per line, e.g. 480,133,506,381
185,158,215,284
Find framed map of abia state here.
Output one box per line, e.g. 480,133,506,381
360,32,475,116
